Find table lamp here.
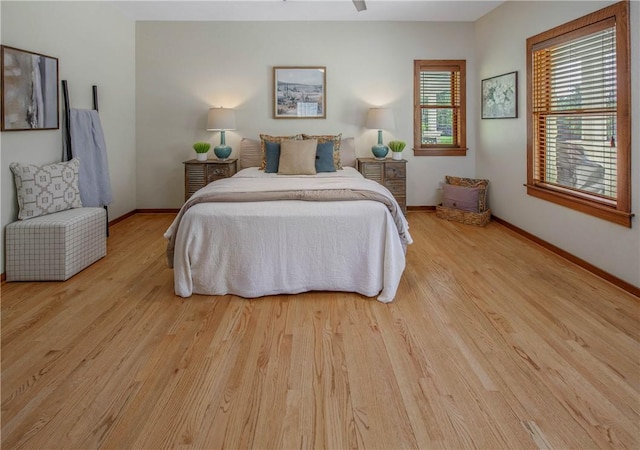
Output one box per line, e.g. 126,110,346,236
207,107,236,160
366,107,395,159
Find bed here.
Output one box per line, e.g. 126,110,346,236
164,138,412,303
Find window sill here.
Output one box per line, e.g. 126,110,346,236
413,147,467,157
525,184,633,227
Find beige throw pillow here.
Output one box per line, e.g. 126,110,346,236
240,138,262,168
278,139,317,175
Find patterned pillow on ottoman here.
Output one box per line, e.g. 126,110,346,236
10,158,83,220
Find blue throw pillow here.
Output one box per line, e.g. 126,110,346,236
264,141,281,173
316,142,337,173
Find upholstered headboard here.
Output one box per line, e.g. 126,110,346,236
239,136,356,169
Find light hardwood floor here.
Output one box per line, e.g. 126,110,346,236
1,212,638,449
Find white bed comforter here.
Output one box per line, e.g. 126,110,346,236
164,167,412,303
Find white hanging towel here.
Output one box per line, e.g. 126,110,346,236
67,109,112,207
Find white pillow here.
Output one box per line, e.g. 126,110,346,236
10,158,83,220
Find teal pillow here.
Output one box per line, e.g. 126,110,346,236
264,141,281,173
316,142,336,173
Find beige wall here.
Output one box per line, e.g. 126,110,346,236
0,1,136,274
135,21,477,209
475,1,640,287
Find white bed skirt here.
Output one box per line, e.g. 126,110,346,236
171,199,407,303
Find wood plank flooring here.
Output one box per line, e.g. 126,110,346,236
1,212,638,449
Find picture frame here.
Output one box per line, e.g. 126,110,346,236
481,71,517,119
1,45,59,131
273,66,326,119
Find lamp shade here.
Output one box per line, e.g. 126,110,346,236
206,107,236,131
366,108,395,130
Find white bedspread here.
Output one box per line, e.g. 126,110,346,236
165,167,412,303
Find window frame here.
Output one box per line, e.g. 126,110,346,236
413,60,467,156
526,1,632,227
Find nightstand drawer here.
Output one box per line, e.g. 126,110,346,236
385,163,406,179
385,180,406,196
207,166,231,182
184,158,238,201
360,163,383,182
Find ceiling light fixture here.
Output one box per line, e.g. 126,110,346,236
282,0,366,12
353,0,367,12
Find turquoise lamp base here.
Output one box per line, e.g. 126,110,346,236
371,129,388,159
214,130,232,160
371,144,389,160
214,145,232,160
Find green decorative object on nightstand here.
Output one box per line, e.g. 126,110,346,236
389,140,406,160
192,141,210,162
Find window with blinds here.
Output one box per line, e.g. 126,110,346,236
413,60,466,156
526,1,631,227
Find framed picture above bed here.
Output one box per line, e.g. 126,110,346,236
273,66,326,119
1,45,59,131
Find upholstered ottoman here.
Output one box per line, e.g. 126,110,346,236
5,207,106,281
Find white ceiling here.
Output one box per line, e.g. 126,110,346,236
112,0,506,22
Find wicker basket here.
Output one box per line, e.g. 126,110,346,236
436,205,491,226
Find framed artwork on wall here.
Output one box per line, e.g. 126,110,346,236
273,66,326,119
481,71,517,119
1,45,59,131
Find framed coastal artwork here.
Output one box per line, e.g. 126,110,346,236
481,71,517,119
274,66,326,119
1,45,59,131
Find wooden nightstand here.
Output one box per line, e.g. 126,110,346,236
183,158,238,201
357,157,407,214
